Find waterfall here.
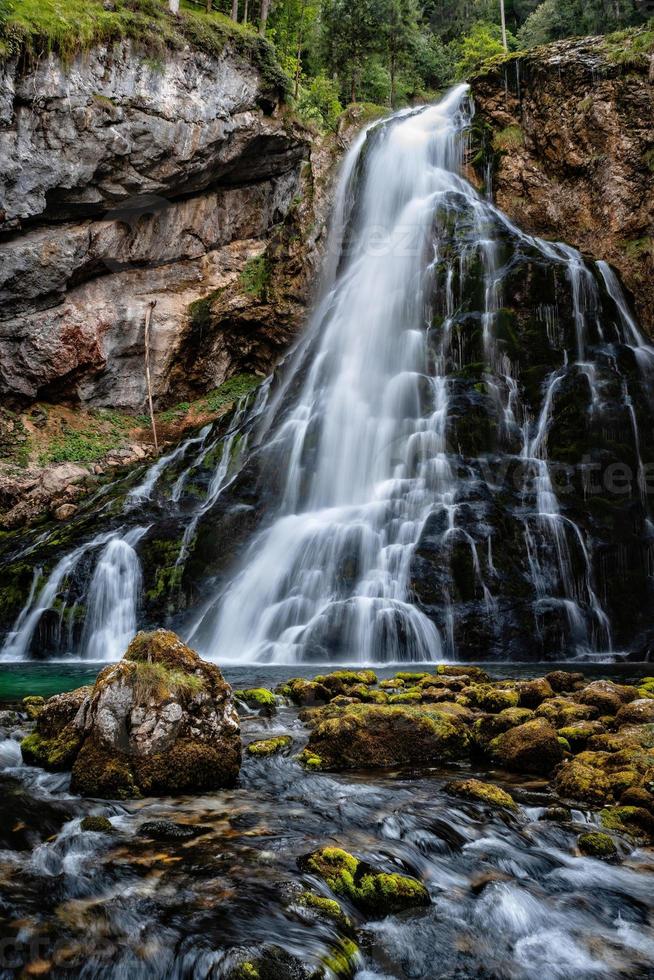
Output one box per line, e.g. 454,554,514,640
3,87,653,664
80,527,149,661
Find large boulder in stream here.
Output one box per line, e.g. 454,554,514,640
21,630,241,798
298,703,470,771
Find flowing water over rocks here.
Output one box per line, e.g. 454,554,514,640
2,86,654,665
2,672,654,979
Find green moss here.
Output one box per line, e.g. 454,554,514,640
314,670,377,686
600,805,654,839
0,0,290,100
395,671,429,682
22,695,45,719
246,735,292,757
239,255,271,300
297,891,351,930
302,846,429,915
602,26,654,68
38,429,119,465
21,725,82,771
322,938,358,978
577,831,617,859
447,778,517,810
80,815,113,833
201,374,261,414
461,684,519,713
235,687,276,709
230,962,260,980
296,748,324,770
492,124,524,151
389,691,422,704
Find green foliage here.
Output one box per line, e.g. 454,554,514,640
131,661,204,703
201,373,261,413
455,21,516,77
518,0,646,49
38,430,117,465
297,71,343,130
493,124,524,150
240,255,271,299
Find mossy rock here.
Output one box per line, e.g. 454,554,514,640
299,846,429,915
515,678,554,709
296,748,325,771
490,718,563,775
472,707,535,749
437,665,491,682
545,671,585,693
446,778,517,811
536,698,597,728
321,938,359,978
21,725,83,771
303,703,471,771
296,891,352,931
379,678,405,690
235,688,277,710
80,815,113,833
22,696,45,720
395,671,430,682
577,832,617,859
314,670,377,688
460,684,519,713
388,690,423,704
346,684,388,704
557,721,606,752
555,759,612,806
246,735,292,758
277,678,331,706
600,805,654,840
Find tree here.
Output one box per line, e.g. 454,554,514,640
499,0,508,49
321,0,384,103
379,0,420,107
231,0,239,20
260,0,271,33
455,21,513,76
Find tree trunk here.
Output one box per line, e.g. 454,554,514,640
243,0,249,22
144,301,159,455
294,0,307,99
499,0,508,51
206,0,212,13
168,0,179,13
259,0,270,34
231,0,238,19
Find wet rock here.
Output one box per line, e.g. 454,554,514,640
620,787,654,812
577,832,617,859
277,678,331,707
314,670,377,691
540,805,571,823
80,815,113,833
600,805,654,841
555,758,612,806
446,778,517,811
299,846,429,915
459,683,519,713
545,671,585,693
52,503,78,521
138,819,209,841
490,718,563,775
295,892,352,932
437,665,491,683
21,696,45,720
576,681,632,716
301,704,471,771
535,697,597,728
234,688,277,711
19,630,242,798
472,707,535,750
515,677,555,709
615,699,654,726
246,735,293,758
557,720,606,752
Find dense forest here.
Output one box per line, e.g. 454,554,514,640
224,0,649,125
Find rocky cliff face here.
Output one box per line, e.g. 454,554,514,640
0,38,331,411
472,31,654,334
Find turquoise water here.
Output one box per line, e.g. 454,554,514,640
2,660,652,702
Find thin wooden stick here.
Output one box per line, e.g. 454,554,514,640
144,300,159,454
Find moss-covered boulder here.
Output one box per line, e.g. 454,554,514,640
545,671,585,693
21,630,243,799
234,688,277,711
577,832,617,859
80,815,113,833
277,678,331,706
21,695,45,720
302,704,471,771
437,665,490,683
20,686,91,771
472,707,535,750
615,699,654,726
314,670,377,691
459,683,519,713
295,891,352,932
490,718,563,774
554,758,612,806
446,778,517,810
576,681,632,716
299,847,429,915
515,678,554,709
600,805,654,841
535,697,597,728
246,735,292,757
557,720,606,752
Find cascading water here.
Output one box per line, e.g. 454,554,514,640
2,85,654,664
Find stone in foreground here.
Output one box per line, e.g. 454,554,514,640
21,630,241,798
